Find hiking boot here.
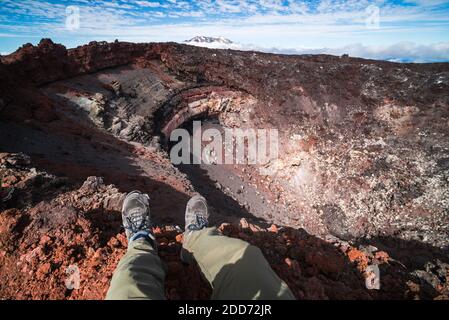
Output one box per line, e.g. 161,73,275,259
181,194,209,263
185,194,209,234
122,190,155,247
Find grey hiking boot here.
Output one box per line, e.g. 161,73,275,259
185,194,209,234
122,190,156,247
181,194,209,263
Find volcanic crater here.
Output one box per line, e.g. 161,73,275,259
0,39,448,299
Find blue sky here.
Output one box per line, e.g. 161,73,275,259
1,0,449,61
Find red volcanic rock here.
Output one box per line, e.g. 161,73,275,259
37,262,51,276
0,156,447,299
2,39,69,84
347,248,370,272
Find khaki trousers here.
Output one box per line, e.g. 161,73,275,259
106,227,294,300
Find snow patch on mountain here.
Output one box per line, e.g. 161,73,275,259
184,36,238,49
186,36,233,44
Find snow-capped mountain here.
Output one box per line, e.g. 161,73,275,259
185,36,233,45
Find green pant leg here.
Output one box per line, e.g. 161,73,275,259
183,227,295,300
106,238,166,300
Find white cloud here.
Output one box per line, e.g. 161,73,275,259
135,1,162,8
101,2,135,9
169,11,204,18
287,0,308,14
216,0,244,13
185,39,449,63
403,0,449,7
0,0,66,19
298,42,449,63
259,0,286,12
1,0,447,33
0,0,448,62
0,32,32,37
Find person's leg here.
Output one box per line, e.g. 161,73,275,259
182,195,295,300
106,237,165,300
106,191,165,300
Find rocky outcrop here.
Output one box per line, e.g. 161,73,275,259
0,39,158,86
156,86,256,138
